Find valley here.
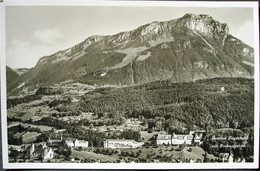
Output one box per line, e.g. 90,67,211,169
5,13,255,164
7,77,254,163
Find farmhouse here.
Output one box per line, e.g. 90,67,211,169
103,139,144,149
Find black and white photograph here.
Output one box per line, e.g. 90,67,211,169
0,0,259,169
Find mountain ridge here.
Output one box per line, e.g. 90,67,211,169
7,13,254,95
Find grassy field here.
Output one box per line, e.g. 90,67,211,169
8,122,54,132
22,132,41,144
23,123,54,132
80,145,215,163
8,100,53,121
71,150,119,162
140,131,161,141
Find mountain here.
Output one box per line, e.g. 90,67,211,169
8,13,254,95
15,68,30,76
6,66,20,93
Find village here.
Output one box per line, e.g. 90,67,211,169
8,124,245,163
7,82,251,163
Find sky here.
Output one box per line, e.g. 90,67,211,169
5,6,255,69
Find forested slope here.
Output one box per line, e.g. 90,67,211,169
80,77,254,131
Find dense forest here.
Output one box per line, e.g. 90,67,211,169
7,94,42,109
80,77,254,132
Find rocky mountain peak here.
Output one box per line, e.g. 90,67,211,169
178,14,229,42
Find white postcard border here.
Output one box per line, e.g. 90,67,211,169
1,0,259,169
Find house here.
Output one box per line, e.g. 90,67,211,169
155,131,199,145
219,153,229,162
65,139,89,148
221,87,225,92
193,132,203,145
156,134,172,145
26,143,54,160
171,132,193,145
219,153,233,163
235,157,246,163
74,139,89,148
38,142,48,149
65,140,74,147
43,148,54,160
48,135,63,147
103,139,144,149
228,153,234,163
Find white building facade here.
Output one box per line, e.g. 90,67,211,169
103,139,144,149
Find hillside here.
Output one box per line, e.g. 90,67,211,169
15,68,30,76
7,14,254,95
79,77,254,131
6,66,20,93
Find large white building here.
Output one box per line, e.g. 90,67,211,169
171,133,193,145
65,139,89,148
155,131,202,145
156,134,172,145
103,139,144,149
74,139,89,148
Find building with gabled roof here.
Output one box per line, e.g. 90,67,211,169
65,139,74,147
26,143,54,160
156,134,172,145
193,132,203,145
74,139,88,148
48,134,63,147
172,132,193,145
65,139,89,148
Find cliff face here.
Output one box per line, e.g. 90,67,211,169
8,14,254,95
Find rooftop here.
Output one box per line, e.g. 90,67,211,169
105,139,136,142
157,134,171,140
